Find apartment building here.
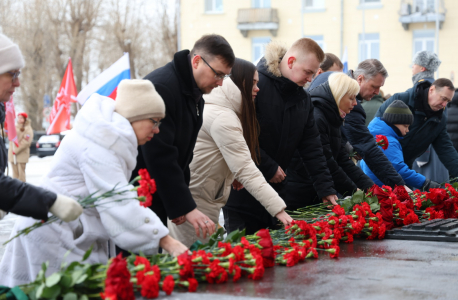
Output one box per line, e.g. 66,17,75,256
180,0,458,94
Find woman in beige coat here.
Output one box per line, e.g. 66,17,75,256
168,58,293,247
8,112,33,182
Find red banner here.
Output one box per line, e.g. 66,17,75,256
47,58,77,135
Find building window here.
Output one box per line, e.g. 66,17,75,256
359,33,380,62
413,0,435,13
303,0,325,13
358,0,382,9
252,0,271,8
413,30,435,57
205,0,223,13
306,35,325,51
252,37,270,64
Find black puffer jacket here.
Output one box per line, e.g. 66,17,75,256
286,82,374,209
447,90,458,152
132,50,203,225
0,103,57,220
310,71,406,187
224,42,336,225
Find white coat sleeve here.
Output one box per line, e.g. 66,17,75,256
79,145,169,254
210,112,286,217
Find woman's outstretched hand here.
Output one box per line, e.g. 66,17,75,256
276,210,293,226
159,235,189,257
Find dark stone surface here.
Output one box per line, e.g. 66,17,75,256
155,239,458,300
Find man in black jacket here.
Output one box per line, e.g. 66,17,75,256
223,39,338,234
133,35,234,239
309,60,406,188
0,33,82,222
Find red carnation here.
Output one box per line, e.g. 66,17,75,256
161,275,175,295
332,205,346,216
178,252,194,279
232,265,242,282
231,245,245,261
141,275,159,299
326,245,340,258
187,278,198,292
255,229,275,268
375,134,389,150
104,254,135,300
218,241,233,257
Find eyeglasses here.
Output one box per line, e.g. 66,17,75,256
149,118,161,129
6,71,20,81
195,55,231,80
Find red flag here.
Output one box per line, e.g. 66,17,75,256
4,96,18,147
47,58,77,135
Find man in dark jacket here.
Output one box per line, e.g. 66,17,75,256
376,78,458,184
223,39,338,234
309,60,406,188
133,35,234,238
447,90,458,152
287,76,374,210
0,33,82,222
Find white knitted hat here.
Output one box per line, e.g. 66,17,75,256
0,34,25,74
115,79,165,122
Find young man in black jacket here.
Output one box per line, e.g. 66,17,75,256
133,35,235,239
309,59,407,188
0,33,82,222
223,38,338,234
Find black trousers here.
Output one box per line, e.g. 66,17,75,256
222,207,279,235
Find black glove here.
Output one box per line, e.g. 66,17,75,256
422,179,441,190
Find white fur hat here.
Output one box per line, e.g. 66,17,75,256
115,79,165,122
0,34,25,74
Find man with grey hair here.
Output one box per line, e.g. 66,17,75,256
412,50,441,85
309,59,406,188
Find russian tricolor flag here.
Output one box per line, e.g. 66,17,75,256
77,53,130,105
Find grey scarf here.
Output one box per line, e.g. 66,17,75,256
412,71,434,85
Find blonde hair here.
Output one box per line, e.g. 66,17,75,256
328,72,360,106
289,38,325,63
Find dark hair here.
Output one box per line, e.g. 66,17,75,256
433,78,455,91
320,53,343,71
191,34,235,67
230,58,260,164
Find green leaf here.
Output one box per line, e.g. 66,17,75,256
59,274,73,288
224,229,239,243
189,240,203,251
351,190,364,205
79,295,89,300
65,261,81,272
71,269,85,286
41,285,61,299
82,246,93,262
370,202,380,212
35,284,45,299
63,292,78,300
75,274,88,284
45,273,61,287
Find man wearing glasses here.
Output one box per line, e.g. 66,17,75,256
376,78,458,185
132,34,235,240
0,33,82,222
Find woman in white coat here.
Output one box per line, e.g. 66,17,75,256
0,80,188,286
168,58,293,247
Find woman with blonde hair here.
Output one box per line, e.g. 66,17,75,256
8,112,33,182
286,72,374,210
168,58,293,246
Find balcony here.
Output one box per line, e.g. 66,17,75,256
399,1,446,30
237,8,279,37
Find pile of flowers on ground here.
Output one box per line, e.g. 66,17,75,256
5,165,458,299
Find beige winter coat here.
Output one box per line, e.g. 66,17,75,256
8,119,33,164
168,78,286,247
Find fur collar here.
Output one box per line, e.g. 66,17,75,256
264,41,287,78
